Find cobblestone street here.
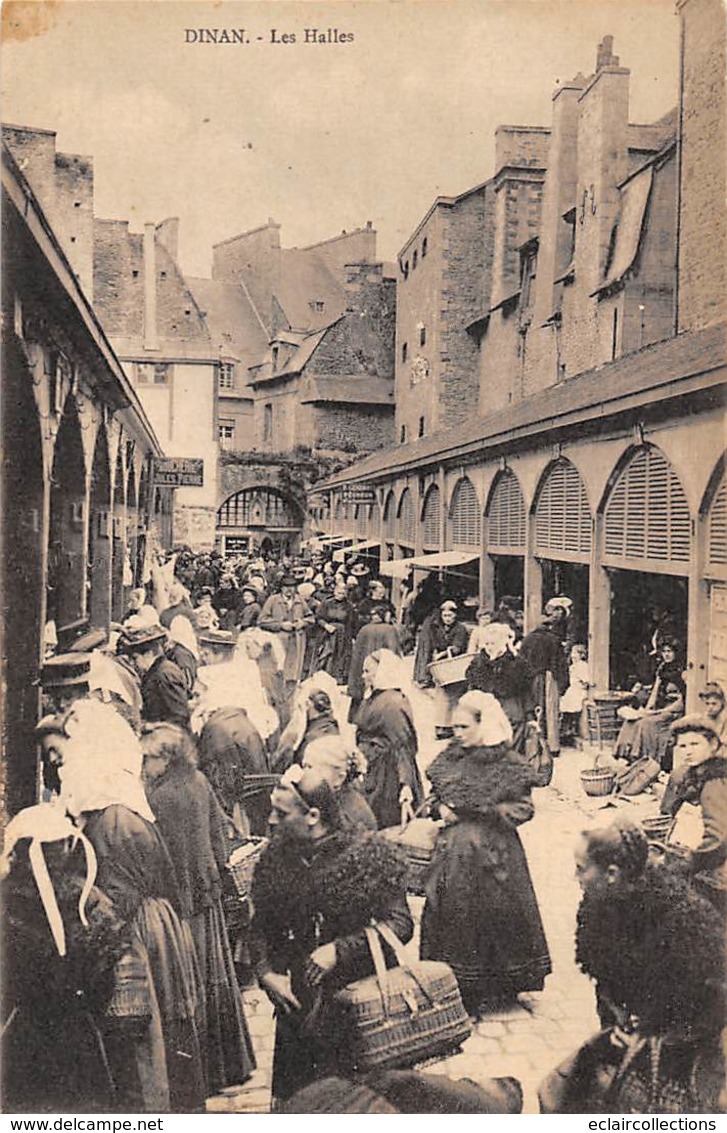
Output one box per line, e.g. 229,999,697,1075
208,742,665,1115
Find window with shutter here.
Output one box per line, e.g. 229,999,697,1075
334,499,343,521
604,447,691,569
535,460,592,560
450,477,481,547
487,471,526,553
383,492,396,539
421,486,442,549
708,475,727,570
398,489,416,546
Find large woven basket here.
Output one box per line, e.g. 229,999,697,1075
226,837,268,900
428,652,476,687
580,768,616,797
642,815,674,844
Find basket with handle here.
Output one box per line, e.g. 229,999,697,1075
427,651,477,687
580,750,616,797
334,921,472,1072
226,836,269,900
380,799,441,896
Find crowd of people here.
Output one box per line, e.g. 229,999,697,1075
2,542,725,1114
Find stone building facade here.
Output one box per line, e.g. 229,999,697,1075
2,137,170,816
188,224,397,555
315,5,727,708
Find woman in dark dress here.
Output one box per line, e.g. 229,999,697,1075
2,805,128,1112
354,648,424,829
142,723,256,1093
307,575,356,683
466,621,533,752
421,690,551,1016
55,699,207,1112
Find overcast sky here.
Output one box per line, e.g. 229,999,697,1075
2,0,680,277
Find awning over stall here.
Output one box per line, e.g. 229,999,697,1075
379,549,480,579
333,539,381,563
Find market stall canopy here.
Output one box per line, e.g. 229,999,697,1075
316,534,353,546
379,549,480,579
333,539,381,563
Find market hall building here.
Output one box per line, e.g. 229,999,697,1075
313,5,727,707
1,137,172,817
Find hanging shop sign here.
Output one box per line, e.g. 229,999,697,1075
341,485,377,504
153,457,204,487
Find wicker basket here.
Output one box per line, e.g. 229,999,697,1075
642,815,674,843
428,652,477,687
226,837,268,900
580,767,616,797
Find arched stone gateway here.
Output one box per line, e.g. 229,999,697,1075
216,486,304,557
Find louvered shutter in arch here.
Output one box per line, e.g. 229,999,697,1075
383,492,396,540
398,488,416,546
708,475,727,571
487,471,526,553
422,486,442,549
535,460,592,560
450,477,481,547
603,447,691,571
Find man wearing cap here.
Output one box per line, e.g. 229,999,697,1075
40,654,93,715
238,583,262,629
259,574,315,691
120,625,190,729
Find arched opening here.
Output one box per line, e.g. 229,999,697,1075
421,485,441,552
2,337,45,813
47,395,87,636
485,469,526,607
533,457,592,643
601,444,691,689
383,490,396,561
700,455,726,690
87,422,112,628
447,476,480,603
126,461,138,588
397,487,415,557
136,464,150,585
216,485,304,558
111,443,127,620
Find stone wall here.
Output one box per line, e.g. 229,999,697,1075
313,404,394,452
678,0,727,331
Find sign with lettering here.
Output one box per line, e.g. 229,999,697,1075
341,485,376,504
223,535,250,554
153,457,204,487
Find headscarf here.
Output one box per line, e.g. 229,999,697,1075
237,626,286,671
302,735,355,789
368,648,408,692
457,690,514,747
168,613,199,660
192,659,278,740
57,699,155,823
87,651,139,707
276,672,355,760
2,802,97,957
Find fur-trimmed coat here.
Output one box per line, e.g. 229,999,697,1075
250,829,411,997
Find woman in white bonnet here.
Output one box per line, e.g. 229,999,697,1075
421,690,551,1018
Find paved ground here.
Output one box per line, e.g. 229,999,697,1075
207,734,666,1114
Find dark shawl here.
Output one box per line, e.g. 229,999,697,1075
354,688,423,828
147,763,232,920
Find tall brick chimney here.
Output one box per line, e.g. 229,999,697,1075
143,223,158,350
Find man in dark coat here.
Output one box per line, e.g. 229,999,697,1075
250,767,412,1106
197,705,271,836
347,606,402,717
121,625,190,729
519,600,570,755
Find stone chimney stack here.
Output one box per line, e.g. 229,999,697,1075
596,35,620,70
575,38,630,293
143,223,158,350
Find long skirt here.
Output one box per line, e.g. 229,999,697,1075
189,901,256,1093
135,897,207,1112
421,819,551,1013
